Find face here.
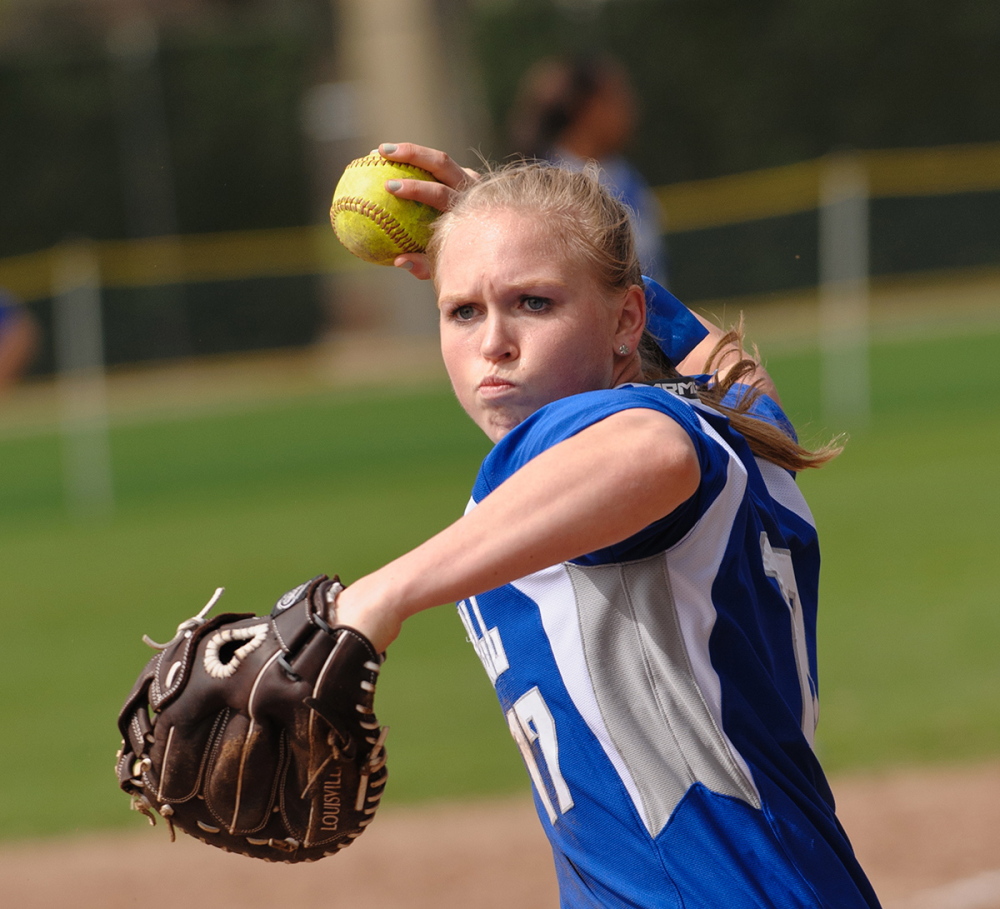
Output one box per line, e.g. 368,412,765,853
435,210,632,442
580,71,637,156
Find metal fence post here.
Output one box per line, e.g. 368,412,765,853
818,151,871,426
52,240,114,517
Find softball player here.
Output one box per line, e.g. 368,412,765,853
332,148,880,908
506,53,668,284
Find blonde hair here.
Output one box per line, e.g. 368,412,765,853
696,330,842,471
428,159,641,293
428,161,839,472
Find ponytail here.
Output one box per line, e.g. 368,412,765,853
641,327,843,472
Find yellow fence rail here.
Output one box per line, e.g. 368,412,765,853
0,226,361,303
656,141,1000,232
2,142,999,303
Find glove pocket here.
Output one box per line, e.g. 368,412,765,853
202,710,283,835
153,709,229,803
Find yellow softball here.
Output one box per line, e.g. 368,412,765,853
330,153,440,265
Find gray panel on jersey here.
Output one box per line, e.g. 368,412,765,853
566,557,760,835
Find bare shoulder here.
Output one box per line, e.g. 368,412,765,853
577,407,700,495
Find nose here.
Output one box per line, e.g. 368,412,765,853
480,312,517,362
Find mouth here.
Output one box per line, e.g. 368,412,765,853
477,375,516,398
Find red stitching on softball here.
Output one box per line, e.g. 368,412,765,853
346,155,432,180
331,197,424,253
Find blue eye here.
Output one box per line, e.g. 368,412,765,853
522,296,550,312
453,304,477,321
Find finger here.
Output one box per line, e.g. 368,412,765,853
378,142,478,191
385,176,459,213
393,253,433,281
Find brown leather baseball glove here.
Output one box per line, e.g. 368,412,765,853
115,575,388,862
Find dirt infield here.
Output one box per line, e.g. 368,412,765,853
3,761,1000,909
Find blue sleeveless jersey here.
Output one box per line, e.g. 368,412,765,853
457,383,880,908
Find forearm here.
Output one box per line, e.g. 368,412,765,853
334,409,699,651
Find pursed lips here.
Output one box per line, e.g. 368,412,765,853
477,375,516,398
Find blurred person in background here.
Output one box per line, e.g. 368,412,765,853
0,290,39,393
508,53,668,285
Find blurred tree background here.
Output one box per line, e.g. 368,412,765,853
470,0,1000,301
1,0,998,369
0,1,328,252
472,0,1000,179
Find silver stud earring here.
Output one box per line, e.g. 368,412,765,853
618,344,630,355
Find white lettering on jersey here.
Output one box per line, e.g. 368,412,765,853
506,687,574,824
760,531,819,744
457,596,509,683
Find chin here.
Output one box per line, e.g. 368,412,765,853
480,414,520,443
482,421,510,443
467,403,532,443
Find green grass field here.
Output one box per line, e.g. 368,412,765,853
1,326,997,841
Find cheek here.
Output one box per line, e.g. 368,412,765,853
542,325,614,391
439,332,476,406
439,335,462,384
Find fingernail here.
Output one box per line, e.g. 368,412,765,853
386,180,402,193
399,259,414,271
381,143,398,154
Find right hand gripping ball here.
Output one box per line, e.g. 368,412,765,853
330,154,440,266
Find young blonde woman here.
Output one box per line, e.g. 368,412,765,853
330,144,880,908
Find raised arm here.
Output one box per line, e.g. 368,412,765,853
333,407,699,652
374,142,479,280
676,312,782,404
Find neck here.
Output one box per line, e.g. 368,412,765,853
611,356,645,388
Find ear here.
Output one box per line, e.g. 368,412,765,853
613,283,646,354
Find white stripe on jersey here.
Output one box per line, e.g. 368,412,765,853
756,458,816,526
661,413,760,803
465,493,651,824
512,565,648,820
508,412,761,836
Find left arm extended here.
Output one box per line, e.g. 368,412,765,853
333,407,699,652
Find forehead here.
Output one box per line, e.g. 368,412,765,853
435,209,588,292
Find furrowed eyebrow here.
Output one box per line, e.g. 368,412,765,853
436,278,569,309
437,294,476,310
